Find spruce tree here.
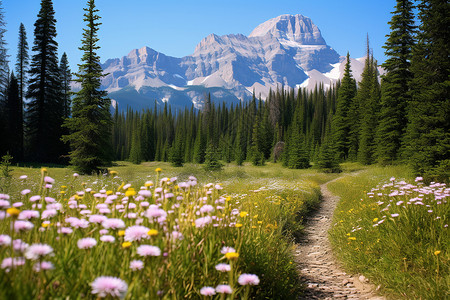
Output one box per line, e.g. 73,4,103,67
405,0,449,180
169,125,184,167
59,53,71,118
0,1,8,106
16,23,29,105
129,126,142,165
376,0,416,164
193,114,206,163
204,142,223,171
62,0,112,173
331,53,357,161
287,107,309,169
4,73,22,159
26,0,64,162
358,54,381,165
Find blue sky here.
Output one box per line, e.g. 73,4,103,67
4,0,395,71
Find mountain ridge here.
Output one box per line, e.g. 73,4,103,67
97,14,376,110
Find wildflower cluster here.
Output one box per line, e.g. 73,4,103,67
330,174,449,299
0,168,262,299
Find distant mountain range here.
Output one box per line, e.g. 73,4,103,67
98,14,380,110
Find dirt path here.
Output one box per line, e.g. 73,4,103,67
295,177,386,300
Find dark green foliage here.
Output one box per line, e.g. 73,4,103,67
16,23,29,105
169,124,184,167
357,53,381,165
204,142,223,171
331,53,357,161
193,114,206,164
129,127,142,165
59,53,71,118
26,0,65,163
4,73,23,160
404,0,449,181
376,0,416,164
0,0,8,101
62,0,112,174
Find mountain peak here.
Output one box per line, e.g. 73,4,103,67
249,14,326,45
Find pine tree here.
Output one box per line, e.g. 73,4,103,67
376,0,416,165
331,53,357,161
4,73,22,160
59,53,71,118
0,0,8,102
204,142,223,171
358,53,381,165
16,23,29,106
193,114,206,163
129,126,142,165
234,113,246,166
26,0,64,162
317,117,341,173
287,107,309,169
169,125,184,167
62,0,112,173
405,0,449,180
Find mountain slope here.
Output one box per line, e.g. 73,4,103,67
101,14,373,110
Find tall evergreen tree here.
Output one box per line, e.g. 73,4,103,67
376,0,416,164
0,0,8,102
16,23,29,105
59,53,71,118
405,0,450,180
4,73,22,159
331,53,357,161
63,0,112,173
129,124,142,165
193,114,206,163
358,56,380,164
26,0,64,162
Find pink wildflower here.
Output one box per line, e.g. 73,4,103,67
25,243,53,260
77,238,97,249
91,276,128,298
200,287,216,296
129,260,144,271
124,225,150,242
136,245,161,257
216,284,233,294
238,273,260,285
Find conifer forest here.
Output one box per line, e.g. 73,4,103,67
0,1,448,298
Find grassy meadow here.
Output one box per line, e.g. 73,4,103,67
0,161,337,299
328,165,449,299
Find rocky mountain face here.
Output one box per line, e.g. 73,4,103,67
101,14,370,110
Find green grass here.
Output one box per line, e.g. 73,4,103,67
0,161,335,299
328,165,449,299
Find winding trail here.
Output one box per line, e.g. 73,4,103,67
295,177,386,300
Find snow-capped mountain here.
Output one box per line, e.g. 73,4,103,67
101,14,374,110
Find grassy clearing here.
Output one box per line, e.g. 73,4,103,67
0,162,335,299
328,165,449,299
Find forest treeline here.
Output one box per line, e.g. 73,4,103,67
0,0,448,180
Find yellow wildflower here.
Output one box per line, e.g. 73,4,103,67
147,229,158,237
239,211,248,218
118,230,125,237
257,221,263,224
434,250,441,256
110,170,118,176
61,186,67,189
122,242,132,249
348,237,356,241
373,218,379,223
125,189,136,197
6,207,20,217
225,197,231,202
155,168,162,172
235,223,243,228
225,252,239,260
